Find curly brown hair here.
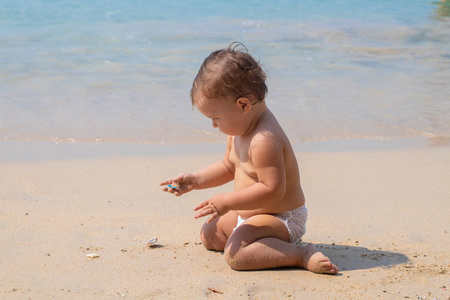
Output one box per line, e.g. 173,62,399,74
190,42,268,105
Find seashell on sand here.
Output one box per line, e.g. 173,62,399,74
86,253,100,258
146,237,158,245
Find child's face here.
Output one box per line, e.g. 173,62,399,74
194,92,249,136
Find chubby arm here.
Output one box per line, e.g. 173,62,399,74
195,134,286,222
159,136,235,196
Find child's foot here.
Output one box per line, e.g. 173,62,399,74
301,244,339,275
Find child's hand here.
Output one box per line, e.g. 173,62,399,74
159,173,196,196
193,197,229,224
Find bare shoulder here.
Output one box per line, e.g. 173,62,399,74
251,112,289,151
249,126,288,164
250,129,283,150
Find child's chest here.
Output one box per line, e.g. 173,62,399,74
229,137,258,180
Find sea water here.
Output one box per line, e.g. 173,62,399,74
1,0,449,146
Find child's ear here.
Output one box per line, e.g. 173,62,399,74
236,97,252,113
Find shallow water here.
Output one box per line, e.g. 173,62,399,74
1,0,449,145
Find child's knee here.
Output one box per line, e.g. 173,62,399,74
199,231,214,249
200,223,225,251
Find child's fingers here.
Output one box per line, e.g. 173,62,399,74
194,208,213,219
161,183,174,192
194,208,219,223
159,179,172,186
159,179,181,194
161,186,179,195
193,200,209,211
193,201,220,222
173,189,184,197
205,212,219,224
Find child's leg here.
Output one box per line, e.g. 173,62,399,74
224,214,338,274
199,210,238,251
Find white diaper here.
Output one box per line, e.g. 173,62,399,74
233,206,308,244
275,205,308,244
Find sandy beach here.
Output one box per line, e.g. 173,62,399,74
0,141,449,299
2,1,448,298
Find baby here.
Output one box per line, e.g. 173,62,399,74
160,43,338,274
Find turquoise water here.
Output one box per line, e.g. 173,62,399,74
1,0,449,145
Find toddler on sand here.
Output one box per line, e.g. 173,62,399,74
160,43,338,274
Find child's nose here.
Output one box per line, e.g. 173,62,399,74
212,120,218,128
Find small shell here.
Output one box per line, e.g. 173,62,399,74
146,237,158,245
86,253,100,259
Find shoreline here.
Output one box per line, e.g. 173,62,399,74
1,136,449,163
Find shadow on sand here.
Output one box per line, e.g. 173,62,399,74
310,243,410,272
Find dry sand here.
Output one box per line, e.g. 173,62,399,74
0,142,449,299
